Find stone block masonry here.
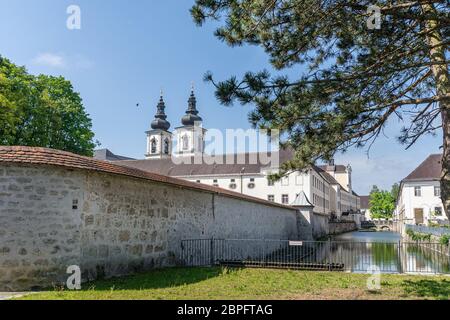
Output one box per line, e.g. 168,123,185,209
0,147,298,291
328,221,357,235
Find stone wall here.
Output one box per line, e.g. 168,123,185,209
310,213,330,239
0,163,298,291
328,221,357,235
0,165,83,290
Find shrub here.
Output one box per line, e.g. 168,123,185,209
439,235,450,246
406,229,432,242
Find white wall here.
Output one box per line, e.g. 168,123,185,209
396,181,447,224
184,172,310,207
180,167,360,218
174,126,206,156
146,131,172,159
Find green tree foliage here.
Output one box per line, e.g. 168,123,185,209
370,185,380,195
391,183,400,199
0,56,97,156
370,189,395,219
190,0,450,218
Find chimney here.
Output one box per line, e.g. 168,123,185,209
326,158,336,171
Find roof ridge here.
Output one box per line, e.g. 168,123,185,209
403,153,442,181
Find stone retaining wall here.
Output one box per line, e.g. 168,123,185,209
328,221,357,235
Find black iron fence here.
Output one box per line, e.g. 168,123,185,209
180,239,450,274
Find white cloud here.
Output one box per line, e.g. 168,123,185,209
31,53,93,70
32,53,66,68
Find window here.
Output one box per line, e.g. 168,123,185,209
268,179,274,186
196,180,201,183
282,194,289,204
182,135,189,151
163,138,170,154
231,179,235,183
434,186,441,197
250,178,255,182
151,138,157,154
414,186,422,197
295,174,303,186
267,195,275,202
281,177,289,186
434,207,443,216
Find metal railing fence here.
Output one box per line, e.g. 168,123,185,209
180,238,450,274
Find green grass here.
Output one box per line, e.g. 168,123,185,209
18,267,450,300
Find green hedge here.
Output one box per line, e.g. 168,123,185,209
406,228,450,246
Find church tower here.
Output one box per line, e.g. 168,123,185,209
145,94,172,159
175,88,207,157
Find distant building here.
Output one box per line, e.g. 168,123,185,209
359,195,371,220
395,154,448,225
95,91,360,219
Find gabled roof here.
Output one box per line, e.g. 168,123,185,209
403,154,442,182
115,148,296,176
94,149,135,161
318,164,347,173
313,165,341,185
291,191,313,207
0,146,294,210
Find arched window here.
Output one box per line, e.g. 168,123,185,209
164,138,170,154
182,135,189,151
151,138,157,154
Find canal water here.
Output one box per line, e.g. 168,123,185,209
333,230,401,242
327,231,449,274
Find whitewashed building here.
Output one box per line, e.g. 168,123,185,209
395,154,448,225
96,92,360,219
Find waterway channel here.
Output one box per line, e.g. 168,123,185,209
328,231,449,274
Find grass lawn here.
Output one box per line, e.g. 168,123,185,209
18,267,450,300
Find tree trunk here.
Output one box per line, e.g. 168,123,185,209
442,104,450,220
421,3,450,220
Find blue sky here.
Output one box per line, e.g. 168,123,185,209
0,0,443,194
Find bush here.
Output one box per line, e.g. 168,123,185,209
439,235,450,246
406,229,432,242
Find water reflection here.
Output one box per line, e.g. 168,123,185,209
321,231,450,274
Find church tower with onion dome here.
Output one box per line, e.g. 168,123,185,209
174,87,207,157
145,93,173,159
